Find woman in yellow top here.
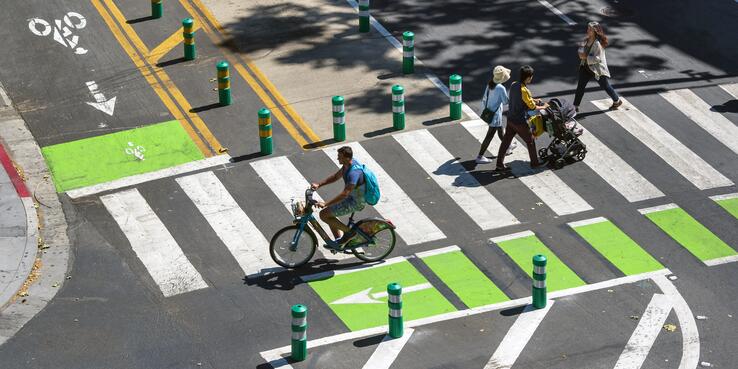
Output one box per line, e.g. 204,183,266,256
573,21,622,112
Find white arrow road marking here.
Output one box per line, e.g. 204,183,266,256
614,294,673,369
484,302,554,369
361,329,415,369
330,282,433,305
652,275,700,369
85,81,116,115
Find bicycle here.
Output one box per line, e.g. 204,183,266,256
269,188,397,268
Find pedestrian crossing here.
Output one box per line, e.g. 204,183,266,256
96,83,738,298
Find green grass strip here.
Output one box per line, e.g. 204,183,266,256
571,219,664,275
494,233,585,291
713,196,738,220
420,249,509,308
41,120,204,192
308,260,456,331
643,206,737,262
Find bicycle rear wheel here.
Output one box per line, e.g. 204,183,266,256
353,221,396,262
270,225,317,268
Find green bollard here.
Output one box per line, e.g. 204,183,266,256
532,254,547,309
358,0,370,33
449,74,462,120
258,108,273,155
392,85,405,130
151,0,163,19
182,18,196,60
387,283,403,338
332,96,346,142
217,61,232,106
291,304,308,361
402,31,414,74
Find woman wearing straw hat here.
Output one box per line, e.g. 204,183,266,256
476,65,516,164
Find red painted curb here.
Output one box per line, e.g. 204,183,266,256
0,142,30,198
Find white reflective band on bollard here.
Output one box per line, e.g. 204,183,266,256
450,95,462,102
392,94,404,101
359,10,369,17
403,51,413,58
534,266,546,274
389,309,402,317
533,280,546,288
333,117,344,124
403,39,414,47
291,331,306,340
388,294,402,303
292,317,307,326
450,83,461,91
393,106,405,113
359,0,369,5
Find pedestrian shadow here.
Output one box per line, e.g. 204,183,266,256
574,109,607,120
710,100,738,113
432,158,517,187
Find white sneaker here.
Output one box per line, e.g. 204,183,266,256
506,140,518,156
475,155,491,164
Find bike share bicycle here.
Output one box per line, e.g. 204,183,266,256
269,188,397,268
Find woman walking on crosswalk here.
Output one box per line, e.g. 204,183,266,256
573,21,622,112
476,65,516,164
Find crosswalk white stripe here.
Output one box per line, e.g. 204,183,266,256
576,124,665,202
250,156,352,261
719,83,738,101
361,329,414,369
176,171,279,278
613,294,673,369
660,89,738,156
323,143,446,245
592,98,733,190
100,189,208,297
394,129,519,230
484,301,553,369
462,120,593,215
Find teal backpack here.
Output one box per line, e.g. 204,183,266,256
351,163,381,206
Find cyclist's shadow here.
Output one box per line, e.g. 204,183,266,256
244,257,369,291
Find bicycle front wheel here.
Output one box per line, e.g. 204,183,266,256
270,225,317,268
353,222,396,262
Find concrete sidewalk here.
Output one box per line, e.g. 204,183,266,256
0,81,70,346
0,139,36,310
199,0,469,144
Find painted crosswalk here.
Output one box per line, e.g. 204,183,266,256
100,189,208,297
394,129,519,230
462,120,594,215
591,98,733,190
95,83,738,299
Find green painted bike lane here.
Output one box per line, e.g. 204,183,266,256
490,231,586,292
41,120,204,192
569,217,664,275
639,204,737,265
711,193,738,220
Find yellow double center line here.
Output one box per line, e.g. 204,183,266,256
92,0,223,157
178,0,322,148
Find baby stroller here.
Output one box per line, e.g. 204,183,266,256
534,98,586,169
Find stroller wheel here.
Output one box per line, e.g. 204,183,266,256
554,158,565,169
538,148,548,160
575,151,587,161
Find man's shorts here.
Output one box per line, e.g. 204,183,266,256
329,195,366,217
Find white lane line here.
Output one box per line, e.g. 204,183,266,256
100,189,208,297
67,154,232,199
652,275,700,369
567,216,608,228
361,329,415,369
719,83,738,100
592,98,733,190
613,294,673,369
323,143,446,245
576,124,665,202
638,203,679,214
250,156,352,261
261,351,293,369
489,230,535,244
703,254,738,266
394,129,519,230
414,245,461,258
484,302,554,369
709,192,738,202
301,255,407,282
660,89,738,155
0,82,12,107
462,120,593,215
537,0,577,25
260,269,671,364
176,171,279,278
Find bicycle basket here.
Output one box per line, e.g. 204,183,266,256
291,200,306,219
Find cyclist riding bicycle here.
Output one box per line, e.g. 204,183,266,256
310,146,369,246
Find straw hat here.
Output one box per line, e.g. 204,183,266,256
492,65,511,84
